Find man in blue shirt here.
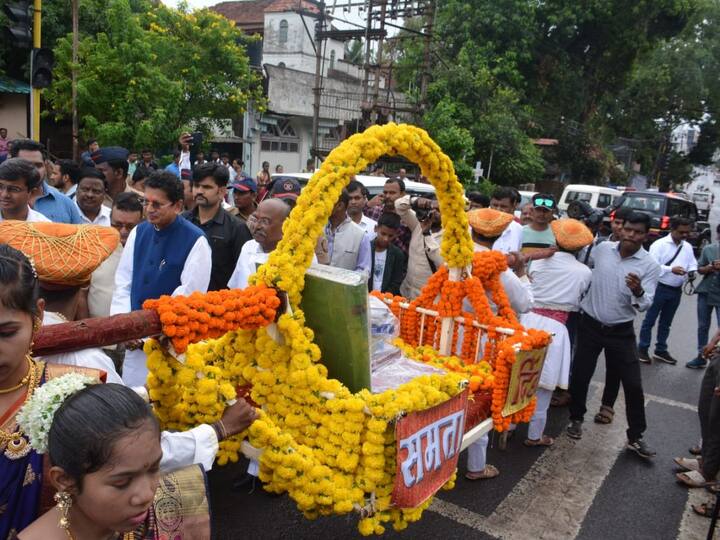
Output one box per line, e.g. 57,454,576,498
165,150,181,178
10,139,82,224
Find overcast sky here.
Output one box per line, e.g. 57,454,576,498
159,0,376,36
161,0,218,8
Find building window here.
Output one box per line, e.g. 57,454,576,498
261,118,299,153
279,20,288,44
329,50,335,70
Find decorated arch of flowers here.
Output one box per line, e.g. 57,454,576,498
143,123,550,535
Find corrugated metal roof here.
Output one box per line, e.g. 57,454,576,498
0,77,30,94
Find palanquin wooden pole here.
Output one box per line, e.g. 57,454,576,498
34,310,162,356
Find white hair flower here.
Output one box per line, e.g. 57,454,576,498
16,373,95,454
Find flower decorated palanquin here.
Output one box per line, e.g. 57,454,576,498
141,123,550,535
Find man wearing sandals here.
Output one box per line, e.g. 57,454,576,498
522,219,593,448
675,332,720,511
567,212,661,459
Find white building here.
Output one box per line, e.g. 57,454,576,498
212,0,402,175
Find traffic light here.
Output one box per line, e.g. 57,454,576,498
3,1,32,49
31,48,54,88
659,152,671,171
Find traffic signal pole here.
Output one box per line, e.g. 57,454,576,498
30,0,41,140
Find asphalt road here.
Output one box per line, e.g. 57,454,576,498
208,293,717,540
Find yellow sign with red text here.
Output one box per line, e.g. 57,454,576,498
502,346,548,417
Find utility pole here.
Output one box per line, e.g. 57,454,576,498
71,0,79,161
311,1,326,163
361,0,374,107
370,0,387,119
30,0,41,140
419,0,434,107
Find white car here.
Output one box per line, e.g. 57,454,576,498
270,173,436,198
558,184,621,215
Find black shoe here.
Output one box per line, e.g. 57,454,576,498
638,348,651,364
653,351,677,365
567,420,583,440
627,438,656,459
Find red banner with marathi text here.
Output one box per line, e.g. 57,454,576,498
392,389,468,508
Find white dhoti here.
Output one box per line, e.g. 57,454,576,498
521,312,571,441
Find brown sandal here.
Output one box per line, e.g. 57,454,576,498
524,435,555,447
465,464,499,481
593,405,614,424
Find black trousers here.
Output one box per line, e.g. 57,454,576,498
699,354,720,479
569,313,647,441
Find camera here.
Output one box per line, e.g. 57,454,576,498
567,200,604,229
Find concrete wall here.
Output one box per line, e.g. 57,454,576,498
0,94,29,140
248,116,312,174
262,12,360,79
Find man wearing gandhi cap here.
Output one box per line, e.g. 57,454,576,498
91,146,134,206
464,208,533,481
521,218,593,447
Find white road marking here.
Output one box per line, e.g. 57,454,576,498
431,387,628,539
589,381,698,412
431,384,702,539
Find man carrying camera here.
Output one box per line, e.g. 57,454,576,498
688,223,720,369
395,194,443,300
638,216,697,365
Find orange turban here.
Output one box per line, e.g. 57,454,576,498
467,208,513,238
550,218,594,251
0,222,120,287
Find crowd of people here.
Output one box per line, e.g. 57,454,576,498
0,132,718,538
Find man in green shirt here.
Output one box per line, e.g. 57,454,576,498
688,224,720,369
521,192,557,262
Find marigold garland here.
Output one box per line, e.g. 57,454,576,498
143,285,281,353
250,123,474,308
143,125,550,535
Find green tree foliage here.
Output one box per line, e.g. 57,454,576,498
43,0,264,151
394,0,698,185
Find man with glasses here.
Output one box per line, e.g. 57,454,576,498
111,170,212,386
521,193,557,260
9,139,82,224
0,158,50,222
75,168,111,226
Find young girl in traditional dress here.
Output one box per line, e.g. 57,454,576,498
0,244,100,538
0,243,256,538
18,383,211,539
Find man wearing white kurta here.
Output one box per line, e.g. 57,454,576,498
111,171,211,386
522,218,593,446
464,208,533,481
489,186,524,254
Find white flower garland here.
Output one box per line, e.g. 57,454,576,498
16,373,95,454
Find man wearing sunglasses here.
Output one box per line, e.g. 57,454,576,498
521,193,558,261
111,170,212,386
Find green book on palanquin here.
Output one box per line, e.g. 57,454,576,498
299,265,371,393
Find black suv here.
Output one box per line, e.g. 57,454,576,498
610,191,711,254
